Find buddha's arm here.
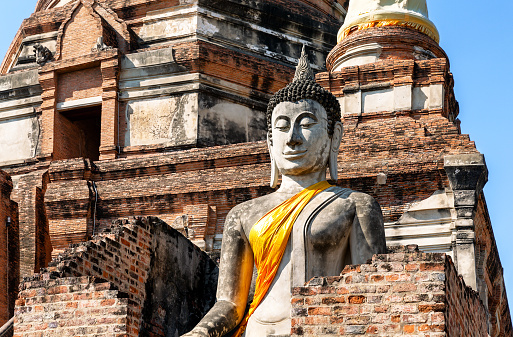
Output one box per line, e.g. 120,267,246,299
181,208,254,337
349,192,387,264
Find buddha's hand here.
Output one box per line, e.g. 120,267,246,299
180,328,209,337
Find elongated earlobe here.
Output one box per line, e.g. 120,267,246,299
268,134,279,188
270,156,279,188
328,122,343,181
328,149,338,181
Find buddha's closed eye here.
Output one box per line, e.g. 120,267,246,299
274,118,290,131
299,116,317,128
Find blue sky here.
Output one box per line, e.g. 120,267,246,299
0,1,511,307
428,0,513,308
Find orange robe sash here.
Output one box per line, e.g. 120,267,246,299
233,180,332,337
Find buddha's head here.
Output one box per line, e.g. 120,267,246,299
266,47,343,187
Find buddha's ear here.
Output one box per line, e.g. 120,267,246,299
328,121,343,181
267,133,279,188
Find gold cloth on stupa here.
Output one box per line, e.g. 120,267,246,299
338,0,439,43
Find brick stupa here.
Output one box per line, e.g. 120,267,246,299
0,0,510,336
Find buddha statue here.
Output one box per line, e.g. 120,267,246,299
182,47,386,337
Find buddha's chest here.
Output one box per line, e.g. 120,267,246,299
306,203,354,249
292,191,355,281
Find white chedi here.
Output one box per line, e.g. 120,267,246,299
339,0,439,43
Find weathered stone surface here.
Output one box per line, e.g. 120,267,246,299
140,218,218,336
14,216,218,337
0,70,42,164
198,95,267,146
444,154,488,192
125,94,198,147
390,190,454,254
442,153,488,291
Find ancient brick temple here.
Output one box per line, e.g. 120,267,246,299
0,0,511,336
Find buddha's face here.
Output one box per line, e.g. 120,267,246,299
270,99,331,176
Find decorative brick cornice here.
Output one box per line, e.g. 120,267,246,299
326,26,447,72
316,58,458,120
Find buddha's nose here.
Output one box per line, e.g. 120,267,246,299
286,127,303,146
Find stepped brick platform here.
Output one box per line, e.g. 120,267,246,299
13,217,218,337
14,241,512,337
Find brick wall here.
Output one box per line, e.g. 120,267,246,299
14,216,217,337
326,27,447,72
445,250,489,337
14,276,129,337
290,246,489,337
33,186,50,290
57,67,103,103
41,111,477,252
56,112,87,160
10,170,51,279
474,195,513,337
59,3,102,60
0,170,19,327
8,0,480,262
44,158,96,254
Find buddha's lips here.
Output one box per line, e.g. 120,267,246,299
282,150,307,159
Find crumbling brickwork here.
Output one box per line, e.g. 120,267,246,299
444,250,489,337
474,195,513,337
326,27,447,72
14,276,129,337
290,246,489,336
43,158,94,255
9,169,52,279
14,217,217,337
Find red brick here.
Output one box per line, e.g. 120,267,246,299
418,303,445,313
307,307,331,316
348,295,366,304
420,263,445,271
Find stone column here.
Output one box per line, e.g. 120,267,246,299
444,153,488,290
12,171,49,279
38,70,57,160
99,55,119,160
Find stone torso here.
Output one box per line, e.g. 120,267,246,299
234,186,355,337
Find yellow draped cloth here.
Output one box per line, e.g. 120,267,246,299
233,180,332,337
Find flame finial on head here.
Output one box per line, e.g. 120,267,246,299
292,45,315,82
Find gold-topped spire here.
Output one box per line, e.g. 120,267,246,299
338,0,439,43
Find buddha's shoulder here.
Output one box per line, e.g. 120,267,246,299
225,193,281,224
225,187,380,227
319,187,380,211
227,187,379,212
